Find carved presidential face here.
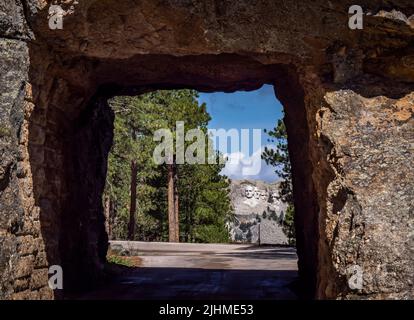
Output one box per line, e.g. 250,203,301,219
253,187,260,199
271,191,278,203
244,185,254,198
260,190,268,201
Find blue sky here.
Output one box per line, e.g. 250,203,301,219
197,84,284,182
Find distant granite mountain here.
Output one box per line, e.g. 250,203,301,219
228,180,288,244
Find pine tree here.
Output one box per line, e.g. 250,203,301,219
105,95,163,240
262,116,296,244
179,151,232,243
142,90,211,242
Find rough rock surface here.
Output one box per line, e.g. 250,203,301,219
229,180,288,245
0,0,413,299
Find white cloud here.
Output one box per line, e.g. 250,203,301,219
221,146,279,182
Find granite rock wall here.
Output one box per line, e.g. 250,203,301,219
0,0,413,299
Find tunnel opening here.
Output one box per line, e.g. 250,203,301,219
91,85,299,299
104,85,293,243
25,48,324,299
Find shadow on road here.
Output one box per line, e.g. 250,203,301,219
74,266,299,300
216,248,297,260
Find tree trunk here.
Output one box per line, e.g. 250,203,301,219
128,160,137,240
185,193,190,242
174,164,179,242
167,163,176,242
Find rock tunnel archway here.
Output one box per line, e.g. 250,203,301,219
1,0,413,299
30,54,320,298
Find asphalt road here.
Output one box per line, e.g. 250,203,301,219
77,242,299,300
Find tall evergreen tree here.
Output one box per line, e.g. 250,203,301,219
105,94,161,240
262,115,296,244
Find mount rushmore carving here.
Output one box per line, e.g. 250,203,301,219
229,180,288,244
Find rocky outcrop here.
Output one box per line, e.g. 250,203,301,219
0,0,413,299
0,32,54,299
317,89,414,299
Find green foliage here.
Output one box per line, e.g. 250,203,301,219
105,90,232,243
107,255,134,267
282,204,296,245
106,94,161,240
262,115,296,244
262,119,293,204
